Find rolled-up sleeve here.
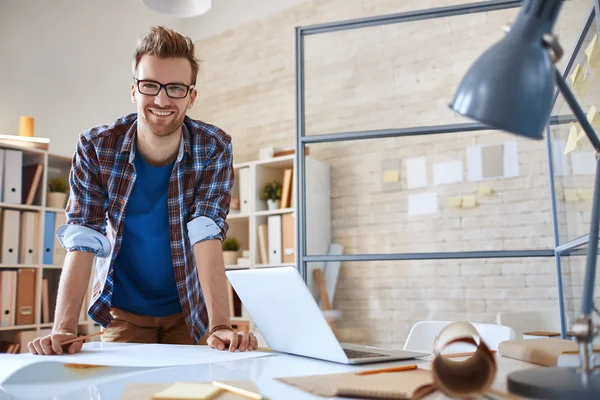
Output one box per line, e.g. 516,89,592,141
56,135,111,257
187,139,234,245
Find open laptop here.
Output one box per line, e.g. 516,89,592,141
225,266,429,364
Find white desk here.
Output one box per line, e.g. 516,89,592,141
0,343,539,400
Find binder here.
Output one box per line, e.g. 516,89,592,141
22,164,43,205
1,210,21,264
267,215,282,265
3,150,23,204
257,224,268,264
281,213,295,263
41,278,49,323
53,212,67,266
0,149,4,201
15,268,35,325
43,211,56,264
238,167,250,214
20,212,39,264
0,270,17,326
281,168,293,208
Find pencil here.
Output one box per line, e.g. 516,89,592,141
356,364,417,375
211,381,268,400
61,331,104,346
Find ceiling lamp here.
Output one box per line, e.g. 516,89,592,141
141,0,212,18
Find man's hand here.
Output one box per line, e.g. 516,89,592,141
27,331,82,355
208,329,258,352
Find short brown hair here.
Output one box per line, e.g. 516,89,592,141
132,26,200,84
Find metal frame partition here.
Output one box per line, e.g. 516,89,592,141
295,0,599,338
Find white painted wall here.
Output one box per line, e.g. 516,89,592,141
0,0,312,157
180,0,313,40
0,0,189,157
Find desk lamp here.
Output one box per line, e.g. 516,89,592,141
450,0,600,398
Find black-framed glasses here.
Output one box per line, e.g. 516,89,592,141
134,78,195,99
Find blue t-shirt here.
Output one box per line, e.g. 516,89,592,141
111,150,181,317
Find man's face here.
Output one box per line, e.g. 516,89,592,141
131,55,197,137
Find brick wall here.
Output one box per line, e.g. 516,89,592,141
190,0,599,347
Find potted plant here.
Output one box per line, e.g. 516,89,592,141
222,237,240,266
260,180,282,210
47,177,68,208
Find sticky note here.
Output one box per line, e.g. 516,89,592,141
564,124,579,154
152,383,222,400
587,105,600,131
569,64,589,97
477,186,493,196
447,197,462,208
461,196,477,208
578,189,594,202
564,189,579,203
585,33,599,75
383,169,400,183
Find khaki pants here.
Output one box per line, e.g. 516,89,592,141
101,307,207,345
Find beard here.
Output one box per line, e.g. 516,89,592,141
141,105,186,137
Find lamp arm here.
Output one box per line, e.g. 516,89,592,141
554,67,600,373
554,68,600,152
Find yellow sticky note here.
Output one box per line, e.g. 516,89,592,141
578,188,594,201
447,197,462,208
477,186,493,196
564,124,579,154
383,169,399,183
152,383,222,400
461,196,477,208
587,105,600,132
569,64,589,97
564,189,579,203
585,33,600,75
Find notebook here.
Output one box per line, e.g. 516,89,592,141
498,338,600,367
276,368,435,399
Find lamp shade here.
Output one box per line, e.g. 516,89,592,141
141,0,212,18
450,0,564,139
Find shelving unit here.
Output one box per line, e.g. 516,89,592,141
0,145,98,353
225,153,331,335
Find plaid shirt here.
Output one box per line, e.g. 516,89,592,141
56,113,234,344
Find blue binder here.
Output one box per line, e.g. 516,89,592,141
43,211,55,265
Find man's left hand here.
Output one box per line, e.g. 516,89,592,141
208,329,258,352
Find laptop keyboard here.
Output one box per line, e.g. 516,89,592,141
343,348,388,359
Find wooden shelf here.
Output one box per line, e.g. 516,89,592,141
0,324,38,332
0,203,43,211
0,264,41,269
255,263,296,268
227,213,250,220
46,207,65,213
41,264,63,270
255,208,294,217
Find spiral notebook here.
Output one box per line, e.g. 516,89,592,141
276,368,435,399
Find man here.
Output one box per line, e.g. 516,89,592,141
28,26,258,355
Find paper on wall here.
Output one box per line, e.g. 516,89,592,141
405,157,427,189
467,140,519,181
571,152,596,175
433,161,463,185
503,140,519,178
585,33,600,75
466,146,483,181
552,139,569,176
408,192,437,215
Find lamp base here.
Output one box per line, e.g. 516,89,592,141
507,367,600,399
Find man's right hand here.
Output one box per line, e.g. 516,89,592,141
28,331,82,355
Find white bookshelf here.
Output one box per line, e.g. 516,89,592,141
225,154,331,336
0,146,98,353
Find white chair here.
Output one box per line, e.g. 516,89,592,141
403,320,516,353
496,311,563,340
